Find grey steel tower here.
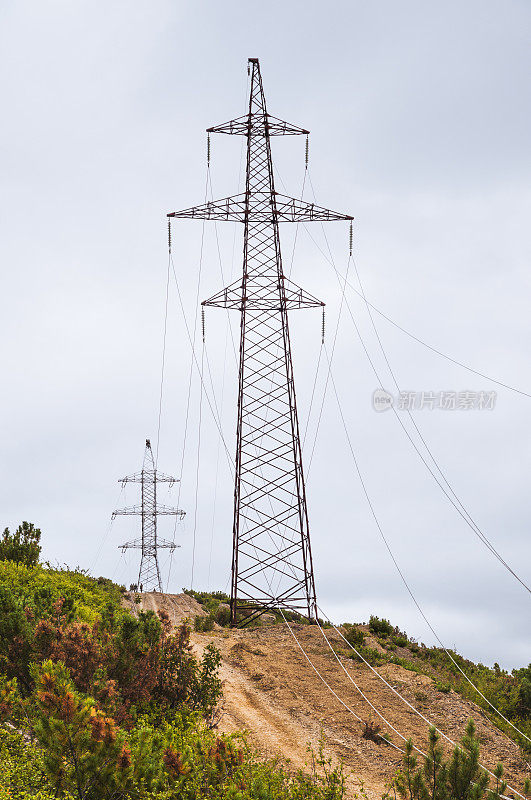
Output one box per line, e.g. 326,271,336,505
168,59,352,624
113,439,186,592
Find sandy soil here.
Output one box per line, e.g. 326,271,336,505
129,593,530,799
122,590,207,621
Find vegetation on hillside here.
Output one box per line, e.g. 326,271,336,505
186,591,531,760
385,720,526,800
186,589,531,756
0,526,527,797
184,589,331,631
340,615,531,755
0,521,42,567
0,523,346,799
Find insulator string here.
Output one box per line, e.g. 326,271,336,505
305,135,309,170
201,306,206,342
349,221,353,257
207,133,211,167
321,307,325,344
168,218,171,253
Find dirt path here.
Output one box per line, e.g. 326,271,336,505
130,593,530,799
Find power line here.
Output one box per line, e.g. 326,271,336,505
350,283,531,400
344,277,529,594
302,171,530,596
305,254,352,476
155,248,171,466
165,167,210,592
297,195,531,401
190,342,205,590
168,250,234,470
280,611,526,800
313,610,526,798
349,257,531,596
321,344,531,744
88,482,125,576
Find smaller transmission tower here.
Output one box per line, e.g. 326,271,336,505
112,440,186,592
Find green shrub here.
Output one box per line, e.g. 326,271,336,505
348,646,385,667
2,660,345,800
215,605,231,627
342,624,365,649
434,679,451,694
0,522,41,567
194,614,215,632
0,560,125,625
390,721,507,800
0,726,61,800
392,634,409,648
368,615,393,636
389,656,422,674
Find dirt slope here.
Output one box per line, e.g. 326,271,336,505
130,593,530,799
122,590,207,621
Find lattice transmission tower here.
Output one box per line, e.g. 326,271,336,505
168,58,352,625
113,439,186,592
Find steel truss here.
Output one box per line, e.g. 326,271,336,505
113,439,186,592
169,59,352,625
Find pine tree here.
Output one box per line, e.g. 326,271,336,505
392,721,507,800
29,660,133,800
0,522,41,566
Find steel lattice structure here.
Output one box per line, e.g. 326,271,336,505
113,439,186,592
169,59,352,625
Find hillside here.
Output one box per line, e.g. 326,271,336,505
0,536,528,800
129,592,531,800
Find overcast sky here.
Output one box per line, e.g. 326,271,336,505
1,1,530,669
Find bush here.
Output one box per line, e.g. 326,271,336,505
0,522,41,567
348,645,385,667
0,560,125,625
0,725,59,799
392,634,409,648
390,721,508,800
362,719,382,743
215,605,231,627
0,562,222,724
368,615,393,636
194,614,215,632
434,679,451,694
342,624,365,650
2,661,345,800
389,656,422,674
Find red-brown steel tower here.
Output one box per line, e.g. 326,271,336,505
169,59,352,624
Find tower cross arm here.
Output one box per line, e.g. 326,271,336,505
203,276,324,311
112,504,143,518
274,194,353,222
117,471,178,485
117,472,144,484
168,194,246,222
120,537,180,551
207,113,309,137
155,504,186,517
168,194,352,224
112,504,185,519
154,472,179,484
